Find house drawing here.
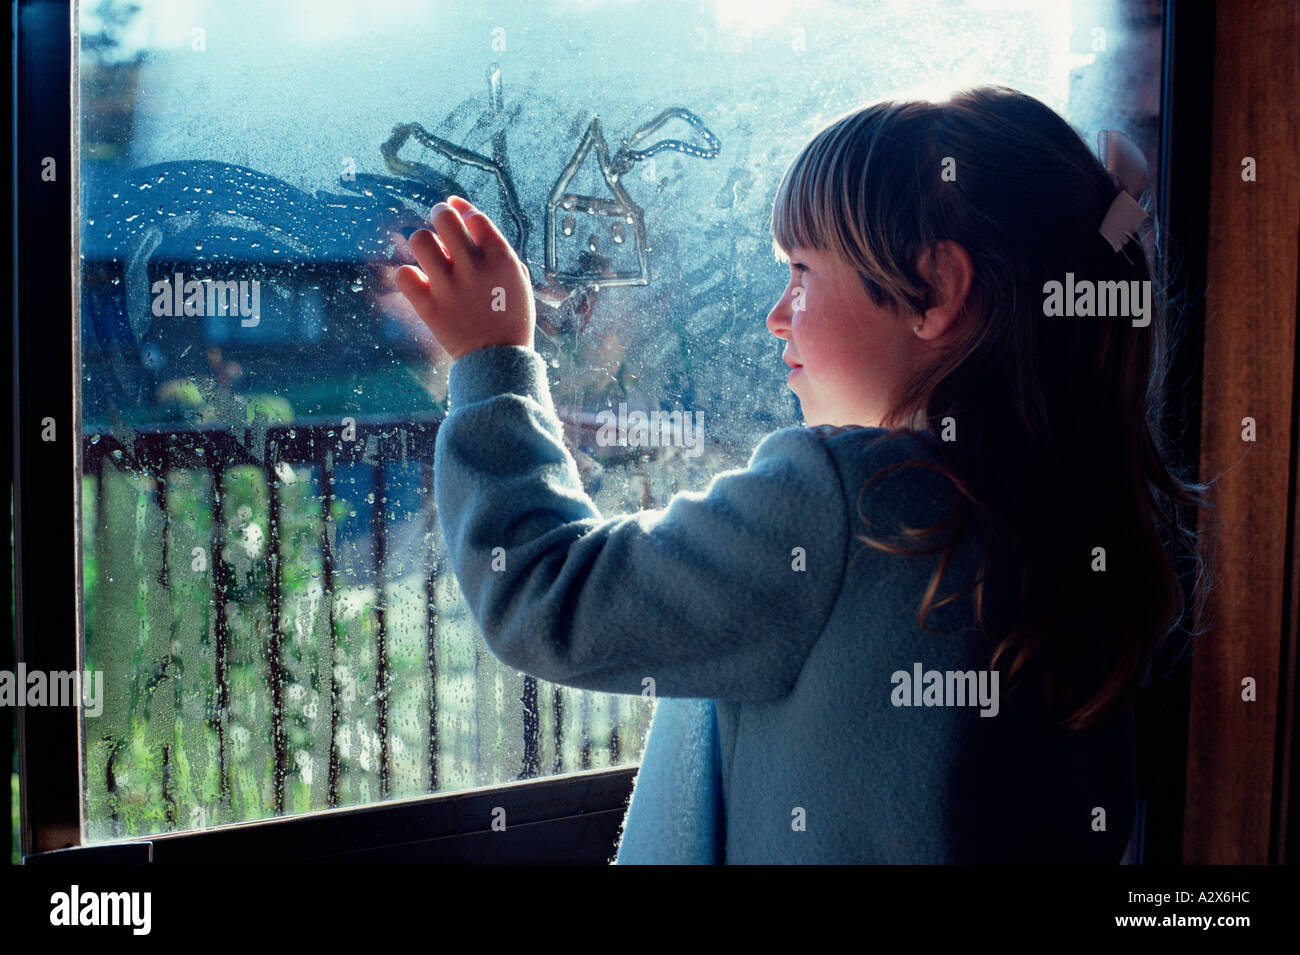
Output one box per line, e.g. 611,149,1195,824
545,116,651,289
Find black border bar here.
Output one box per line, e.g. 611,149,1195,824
14,0,81,856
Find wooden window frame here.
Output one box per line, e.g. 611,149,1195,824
1181,0,1300,865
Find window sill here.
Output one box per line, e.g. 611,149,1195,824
26,766,638,864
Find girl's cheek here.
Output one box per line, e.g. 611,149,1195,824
793,310,813,341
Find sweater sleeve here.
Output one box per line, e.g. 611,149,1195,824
433,344,849,701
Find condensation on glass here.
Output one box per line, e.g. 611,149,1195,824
75,0,1163,839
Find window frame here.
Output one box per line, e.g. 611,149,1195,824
1130,0,1214,866
12,0,1266,865
1178,0,1300,866
24,766,638,864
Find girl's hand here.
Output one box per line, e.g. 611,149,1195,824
394,196,535,361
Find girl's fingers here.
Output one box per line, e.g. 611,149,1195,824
394,265,438,330
427,202,477,267
393,263,426,290
447,195,513,255
447,196,517,261
407,227,452,281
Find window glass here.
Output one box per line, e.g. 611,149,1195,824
77,0,1163,838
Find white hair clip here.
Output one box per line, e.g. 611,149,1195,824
1097,129,1150,253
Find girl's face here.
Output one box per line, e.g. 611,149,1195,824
767,244,921,427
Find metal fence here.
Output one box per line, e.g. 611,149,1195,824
80,413,646,835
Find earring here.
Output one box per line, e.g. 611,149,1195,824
913,323,923,333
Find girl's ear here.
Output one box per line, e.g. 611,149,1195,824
915,240,976,340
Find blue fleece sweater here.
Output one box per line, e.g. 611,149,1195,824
433,345,1137,864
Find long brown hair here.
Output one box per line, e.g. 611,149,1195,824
770,86,1211,731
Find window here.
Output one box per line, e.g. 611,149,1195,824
19,0,1169,855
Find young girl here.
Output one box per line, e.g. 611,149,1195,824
394,85,1206,864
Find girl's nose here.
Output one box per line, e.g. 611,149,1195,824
766,300,790,340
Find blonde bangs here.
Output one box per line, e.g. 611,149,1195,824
770,104,924,310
